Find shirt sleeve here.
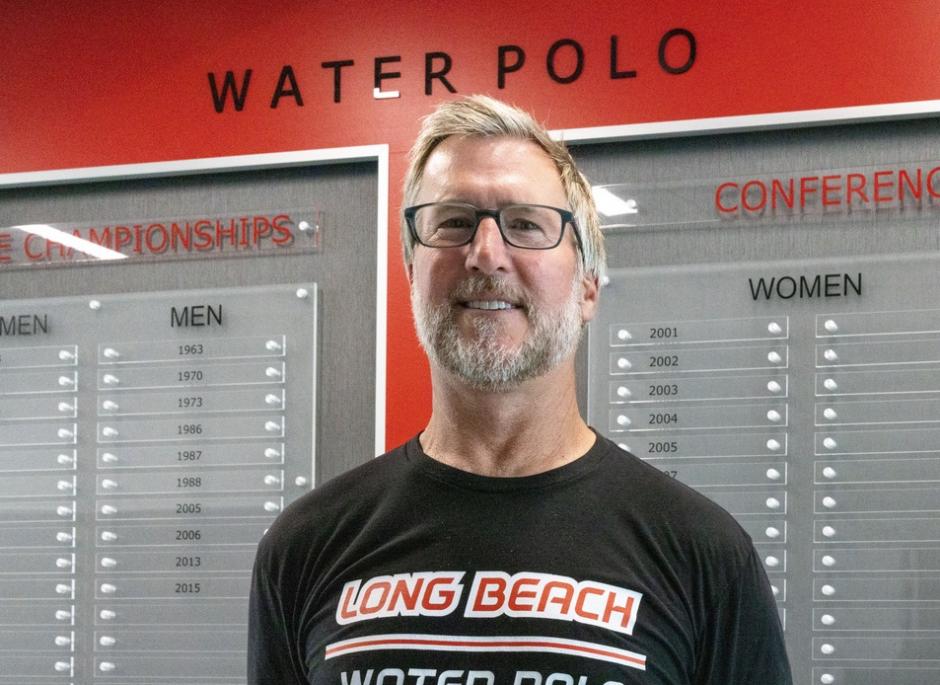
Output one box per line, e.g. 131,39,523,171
693,545,793,684
247,536,308,685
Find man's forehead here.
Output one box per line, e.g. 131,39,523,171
427,134,552,165
419,136,564,199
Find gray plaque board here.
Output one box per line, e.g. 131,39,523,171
0,284,315,682
588,252,940,682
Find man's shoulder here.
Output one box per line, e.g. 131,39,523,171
314,441,413,503
258,441,414,554
594,435,753,551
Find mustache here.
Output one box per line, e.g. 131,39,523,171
448,275,529,308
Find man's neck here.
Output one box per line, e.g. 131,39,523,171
419,363,596,477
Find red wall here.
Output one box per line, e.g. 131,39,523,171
4,0,940,447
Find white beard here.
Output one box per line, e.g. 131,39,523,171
411,272,584,392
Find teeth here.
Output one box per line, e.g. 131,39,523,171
466,300,513,310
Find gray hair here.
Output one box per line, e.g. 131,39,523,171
402,95,606,280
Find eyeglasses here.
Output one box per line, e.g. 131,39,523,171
404,202,583,252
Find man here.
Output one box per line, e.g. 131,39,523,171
248,95,792,684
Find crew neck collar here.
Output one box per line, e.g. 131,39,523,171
404,430,608,492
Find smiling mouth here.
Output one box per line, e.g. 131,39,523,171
462,300,518,311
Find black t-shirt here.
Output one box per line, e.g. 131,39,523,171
248,434,791,684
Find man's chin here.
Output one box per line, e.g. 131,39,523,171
441,338,548,391
456,309,525,335
443,363,526,393
455,331,523,355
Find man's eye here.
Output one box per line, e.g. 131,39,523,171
507,219,544,232
437,217,474,229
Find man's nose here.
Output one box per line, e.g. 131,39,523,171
463,217,510,274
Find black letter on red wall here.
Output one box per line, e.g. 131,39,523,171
497,45,526,89
546,39,584,84
374,56,402,92
321,60,354,103
658,28,696,74
270,65,304,108
609,36,637,79
425,52,457,95
208,70,252,112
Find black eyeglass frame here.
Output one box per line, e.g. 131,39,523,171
404,202,585,256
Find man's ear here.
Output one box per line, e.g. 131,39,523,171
406,261,414,285
579,274,600,324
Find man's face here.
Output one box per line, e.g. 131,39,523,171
408,136,598,391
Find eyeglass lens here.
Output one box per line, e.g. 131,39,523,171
413,204,563,248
